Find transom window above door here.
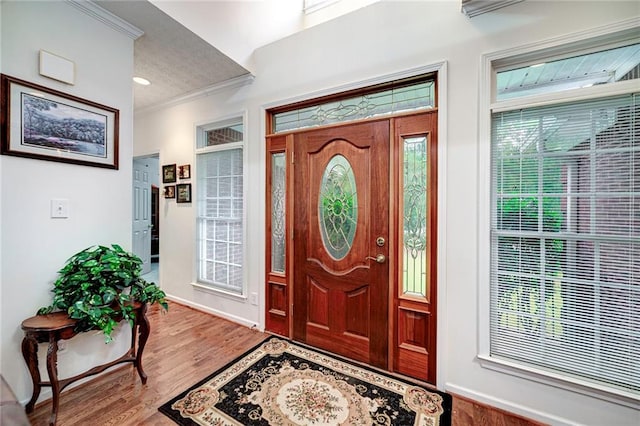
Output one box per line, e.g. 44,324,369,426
270,75,436,133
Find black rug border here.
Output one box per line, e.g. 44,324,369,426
159,334,452,426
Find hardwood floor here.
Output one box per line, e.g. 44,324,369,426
26,301,544,426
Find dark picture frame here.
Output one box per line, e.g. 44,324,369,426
162,164,177,183
0,74,119,169
176,183,192,203
178,164,191,179
163,185,175,199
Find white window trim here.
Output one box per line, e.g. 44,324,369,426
193,111,249,298
304,0,340,14
477,18,640,408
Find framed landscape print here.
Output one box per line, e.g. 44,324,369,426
176,183,191,203
162,164,177,183
0,74,119,169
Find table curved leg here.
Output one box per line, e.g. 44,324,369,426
136,304,149,384
21,335,40,412
46,337,60,426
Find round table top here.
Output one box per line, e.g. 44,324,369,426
21,302,144,332
21,312,76,332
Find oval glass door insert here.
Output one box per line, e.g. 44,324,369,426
318,154,358,260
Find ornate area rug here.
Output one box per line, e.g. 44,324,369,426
159,336,452,425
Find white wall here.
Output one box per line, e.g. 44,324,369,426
0,0,135,404
138,1,640,425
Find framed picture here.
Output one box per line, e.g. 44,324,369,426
163,185,175,199
162,164,176,183
178,164,191,179
176,183,192,203
0,74,119,169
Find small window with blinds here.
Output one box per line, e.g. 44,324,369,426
489,37,639,399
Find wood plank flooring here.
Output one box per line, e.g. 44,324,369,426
26,301,544,426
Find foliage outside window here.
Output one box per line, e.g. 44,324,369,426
488,38,639,398
196,118,245,295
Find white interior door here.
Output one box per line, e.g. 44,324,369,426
133,158,152,274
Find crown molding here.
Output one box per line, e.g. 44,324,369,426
461,0,524,18
135,73,256,115
67,0,144,39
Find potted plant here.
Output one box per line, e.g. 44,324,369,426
38,244,168,342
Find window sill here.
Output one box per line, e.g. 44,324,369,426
477,354,640,409
191,282,246,302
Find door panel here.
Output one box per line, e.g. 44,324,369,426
293,120,389,368
133,159,152,274
392,112,438,383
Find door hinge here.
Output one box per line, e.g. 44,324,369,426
291,151,294,164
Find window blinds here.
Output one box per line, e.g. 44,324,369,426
490,93,639,395
197,148,244,294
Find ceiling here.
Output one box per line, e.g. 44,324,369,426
92,0,387,112
93,1,639,111
95,0,251,111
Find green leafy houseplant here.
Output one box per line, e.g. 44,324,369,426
38,244,168,342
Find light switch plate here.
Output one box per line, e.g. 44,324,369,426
51,199,69,218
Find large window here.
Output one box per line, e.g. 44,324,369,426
484,33,639,400
196,117,245,295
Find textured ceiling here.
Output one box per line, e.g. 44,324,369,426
95,0,250,111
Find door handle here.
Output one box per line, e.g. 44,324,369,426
366,254,386,264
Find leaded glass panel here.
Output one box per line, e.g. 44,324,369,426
402,136,428,298
318,155,358,260
274,80,435,133
271,153,286,273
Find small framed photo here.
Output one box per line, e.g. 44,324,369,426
163,185,175,199
178,164,191,179
162,164,176,183
176,183,192,203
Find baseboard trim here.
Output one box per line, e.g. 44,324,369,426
445,383,579,426
165,295,263,332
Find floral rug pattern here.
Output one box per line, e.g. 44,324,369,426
159,337,451,426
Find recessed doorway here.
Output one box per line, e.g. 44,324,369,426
133,154,160,284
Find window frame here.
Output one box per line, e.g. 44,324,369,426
478,19,640,407
303,0,340,14
193,113,248,299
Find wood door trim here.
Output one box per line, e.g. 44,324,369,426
391,111,438,384
268,73,436,116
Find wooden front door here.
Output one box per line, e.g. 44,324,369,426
293,120,389,368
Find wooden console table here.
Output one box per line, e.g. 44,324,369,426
20,302,149,426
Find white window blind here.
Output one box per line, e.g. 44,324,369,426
490,93,639,395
